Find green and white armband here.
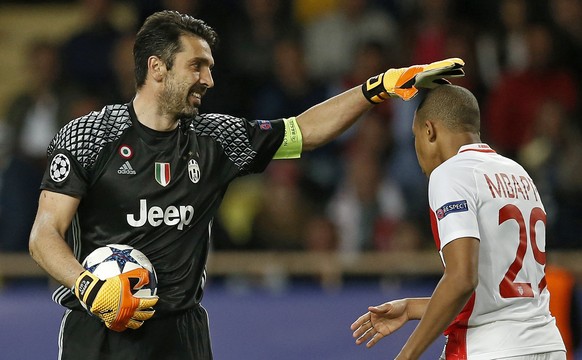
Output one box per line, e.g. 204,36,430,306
273,117,303,159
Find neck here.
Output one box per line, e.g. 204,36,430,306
441,132,482,161
132,91,179,132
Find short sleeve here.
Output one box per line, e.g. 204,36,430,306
193,114,285,176
429,165,480,250
41,149,89,197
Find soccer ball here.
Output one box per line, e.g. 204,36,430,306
82,244,158,298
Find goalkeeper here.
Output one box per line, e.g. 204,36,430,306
28,9,464,360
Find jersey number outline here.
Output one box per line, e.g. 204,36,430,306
498,205,547,298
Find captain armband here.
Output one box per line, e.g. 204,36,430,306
273,117,303,159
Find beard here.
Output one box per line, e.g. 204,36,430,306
158,74,203,120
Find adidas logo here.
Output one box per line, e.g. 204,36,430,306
118,161,136,175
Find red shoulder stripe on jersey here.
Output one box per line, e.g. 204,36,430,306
429,209,441,250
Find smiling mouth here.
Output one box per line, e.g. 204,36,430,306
189,91,202,104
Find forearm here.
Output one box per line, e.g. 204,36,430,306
29,191,84,288
404,298,431,320
29,223,84,288
398,274,474,359
295,87,373,151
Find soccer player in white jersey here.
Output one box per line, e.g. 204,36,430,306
351,85,566,359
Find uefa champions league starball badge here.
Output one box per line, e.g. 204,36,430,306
50,153,71,182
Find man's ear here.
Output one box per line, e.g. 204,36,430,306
425,120,437,143
148,56,166,83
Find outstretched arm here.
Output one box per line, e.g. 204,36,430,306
351,237,479,359
351,297,430,347
296,87,372,151
296,58,465,151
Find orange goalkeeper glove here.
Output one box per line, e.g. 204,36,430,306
361,57,465,103
74,268,159,332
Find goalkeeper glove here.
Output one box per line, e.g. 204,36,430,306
361,57,465,103
74,268,159,332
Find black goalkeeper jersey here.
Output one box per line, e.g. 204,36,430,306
43,103,285,314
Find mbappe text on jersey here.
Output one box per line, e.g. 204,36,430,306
484,173,540,201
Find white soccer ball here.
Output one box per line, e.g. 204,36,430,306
82,244,158,298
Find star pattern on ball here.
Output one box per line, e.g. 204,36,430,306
101,247,138,273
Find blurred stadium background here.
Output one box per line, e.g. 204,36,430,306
1,0,582,358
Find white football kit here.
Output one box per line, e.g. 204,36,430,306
429,143,566,359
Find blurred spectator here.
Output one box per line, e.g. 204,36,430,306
327,114,409,253
519,101,582,249
4,40,69,171
476,0,530,89
219,0,299,117
251,35,341,208
402,0,452,64
549,0,582,99
303,0,397,81
217,176,265,250
133,0,210,27
304,216,339,252
251,36,327,119
484,22,578,159
110,32,137,103
248,161,312,251
385,94,429,240
443,21,482,95
60,0,121,102
292,0,339,25
2,39,68,251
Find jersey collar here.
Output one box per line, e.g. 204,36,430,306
457,143,496,154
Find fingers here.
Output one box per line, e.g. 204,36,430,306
104,306,156,331
366,331,386,348
350,311,372,330
352,320,384,348
368,302,392,314
424,58,465,71
352,319,373,341
105,319,129,332
125,318,144,330
138,296,159,309
132,307,156,321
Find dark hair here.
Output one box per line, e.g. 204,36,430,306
133,10,218,89
416,85,480,133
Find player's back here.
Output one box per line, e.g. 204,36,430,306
429,144,565,359
471,147,548,323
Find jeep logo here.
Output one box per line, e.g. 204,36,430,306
127,199,194,230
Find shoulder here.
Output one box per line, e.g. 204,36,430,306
48,104,132,169
189,113,255,149
190,113,247,137
429,155,483,200
431,155,477,184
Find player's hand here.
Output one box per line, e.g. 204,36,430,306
74,268,159,332
351,299,409,348
361,58,465,103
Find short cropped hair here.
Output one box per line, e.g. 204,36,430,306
416,85,480,133
134,10,218,89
